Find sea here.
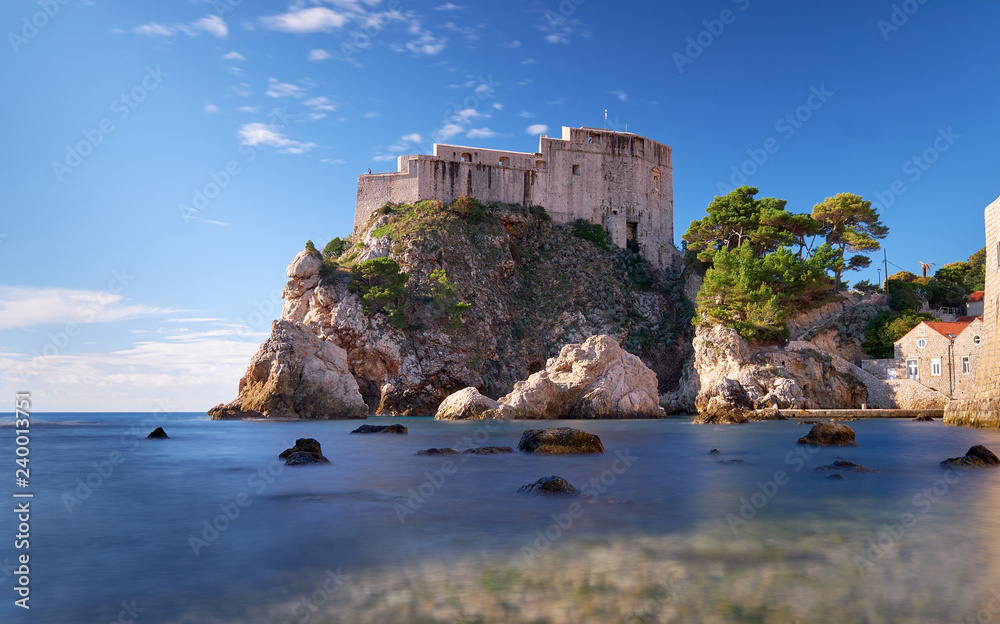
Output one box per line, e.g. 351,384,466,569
2,412,1000,624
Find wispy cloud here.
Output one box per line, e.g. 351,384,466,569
526,124,549,135
467,128,497,139
0,286,176,330
265,77,306,98
238,123,317,154
611,89,628,102
434,3,463,10
204,103,220,114
133,14,228,38
400,133,422,143
308,49,332,61
223,50,245,61
261,7,348,33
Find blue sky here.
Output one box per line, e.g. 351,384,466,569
1,0,998,411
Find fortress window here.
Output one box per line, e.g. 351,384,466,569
653,174,660,192
461,153,472,163
572,164,581,175
535,159,545,170
588,133,601,144
498,157,510,167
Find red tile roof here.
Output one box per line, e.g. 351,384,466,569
923,318,976,339
956,316,983,323
969,290,985,302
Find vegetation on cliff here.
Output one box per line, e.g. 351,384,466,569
683,186,886,342
299,197,692,413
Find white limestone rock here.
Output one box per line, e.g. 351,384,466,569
494,335,665,419
434,387,504,420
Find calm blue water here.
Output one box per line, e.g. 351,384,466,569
2,413,1000,623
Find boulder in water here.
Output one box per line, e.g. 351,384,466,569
279,438,330,465
940,445,1000,468
517,427,604,454
517,476,581,495
351,424,408,434
796,422,857,446
146,427,169,439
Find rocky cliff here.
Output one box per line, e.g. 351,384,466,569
215,200,694,417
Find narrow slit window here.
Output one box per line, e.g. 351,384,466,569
572,164,581,175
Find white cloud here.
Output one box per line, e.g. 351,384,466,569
308,49,332,61
133,15,228,38
304,96,336,111
204,103,220,114
265,77,305,98
205,220,230,226
521,58,536,65
194,15,228,38
165,318,223,323
0,286,176,330
404,22,447,55
611,89,628,102
401,133,422,143
520,111,534,118
133,22,174,36
364,111,381,118
372,153,398,162
230,83,252,97
435,123,464,140
504,40,521,48
434,3,463,10
237,105,259,113
238,123,317,154
223,51,245,60
261,7,348,33
466,128,496,139
454,108,482,121
321,158,347,165
492,102,503,110
526,124,549,135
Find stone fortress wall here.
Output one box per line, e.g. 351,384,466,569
944,194,1000,427
354,126,677,269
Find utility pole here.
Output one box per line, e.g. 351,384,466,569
883,249,889,293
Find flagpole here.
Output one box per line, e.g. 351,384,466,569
604,108,607,129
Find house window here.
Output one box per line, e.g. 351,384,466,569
974,335,982,345
917,338,927,349
907,360,918,380
962,356,970,374
498,157,510,167
572,164,581,175
461,153,472,163
931,358,942,376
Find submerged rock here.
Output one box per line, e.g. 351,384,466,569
940,445,1000,468
208,397,264,420
495,335,665,419
517,427,604,454
826,473,846,480
351,424,408,434
912,414,935,422
708,449,721,455
434,387,504,420
719,459,746,465
146,427,169,439
694,409,787,425
797,422,858,446
279,438,330,465
815,460,879,473
517,476,581,495
415,448,459,456
462,446,514,455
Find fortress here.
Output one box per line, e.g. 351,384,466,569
944,193,1000,428
354,126,678,269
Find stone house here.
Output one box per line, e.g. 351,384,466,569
354,126,678,269
894,316,984,399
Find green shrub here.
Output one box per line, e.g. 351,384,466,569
571,219,608,249
348,257,409,328
428,268,471,328
305,240,317,253
323,237,349,259
450,195,485,223
862,310,935,359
